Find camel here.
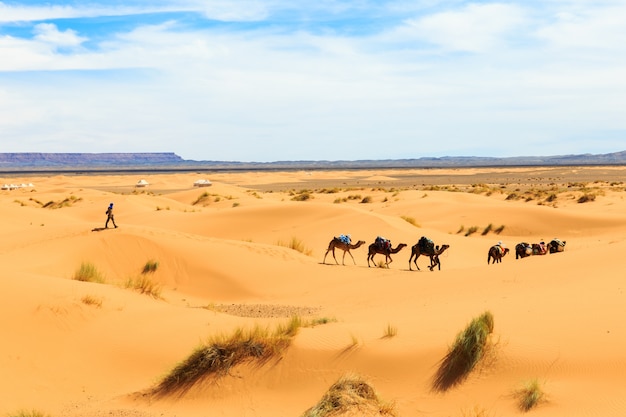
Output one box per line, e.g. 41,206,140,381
367,241,407,268
409,243,450,271
548,238,566,253
532,242,548,255
515,242,533,259
487,244,509,264
322,237,366,265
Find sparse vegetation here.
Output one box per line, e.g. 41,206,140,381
494,225,505,234
401,215,419,227
481,224,492,235
464,226,479,237
291,190,313,201
277,237,313,256
578,193,596,203
307,317,338,327
360,196,373,203
81,295,103,307
382,323,398,338
7,410,52,417
433,311,494,391
38,195,82,209
125,275,162,298
301,373,397,417
73,262,105,283
154,317,302,396
142,259,159,274
192,191,211,205
514,378,545,412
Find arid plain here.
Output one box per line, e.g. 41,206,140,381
1,166,626,417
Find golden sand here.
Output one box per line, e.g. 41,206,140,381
1,167,625,416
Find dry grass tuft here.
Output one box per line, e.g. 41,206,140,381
301,373,397,417
154,317,301,396
73,262,105,283
80,295,103,307
125,275,162,298
382,323,398,338
277,237,313,256
433,311,494,392
401,215,419,227
514,378,546,412
142,259,159,274
8,410,52,417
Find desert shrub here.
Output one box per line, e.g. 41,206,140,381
360,196,373,203
81,295,103,307
154,317,301,396
464,226,479,237
292,192,312,201
401,215,419,227
505,193,519,200
433,311,494,391
382,323,398,338
232,202,240,207
578,193,596,203
192,192,211,205
125,276,162,298
306,317,337,327
494,225,505,234
456,225,465,234
514,378,545,411
277,237,313,256
42,195,82,209
481,224,493,235
301,373,397,417
142,259,159,274
347,194,362,200
73,262,105,283
545,193,557,202
7,410,52,417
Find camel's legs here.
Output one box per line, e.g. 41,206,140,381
344,250,356,265
323,247,339,265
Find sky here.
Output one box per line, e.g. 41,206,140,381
1,1,625,162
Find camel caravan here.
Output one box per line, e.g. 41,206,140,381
324,235,448,271
323,234,566,269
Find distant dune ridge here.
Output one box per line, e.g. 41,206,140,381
0,150,625,170
1,166,626,417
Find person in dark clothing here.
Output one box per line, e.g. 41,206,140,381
105,203,117,228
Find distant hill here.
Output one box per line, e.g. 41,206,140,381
0,151,625,172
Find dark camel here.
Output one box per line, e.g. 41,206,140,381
487,245,509,264
367,242,407,268
323,237,366,265
409,243,450,271
548,239,566,253
515,242,533,259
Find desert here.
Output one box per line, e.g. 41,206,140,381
1,166,626,417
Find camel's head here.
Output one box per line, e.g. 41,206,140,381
503,247,510,255
441,244,450,251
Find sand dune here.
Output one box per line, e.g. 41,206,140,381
1,168,625,417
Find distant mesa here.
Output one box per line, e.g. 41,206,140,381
0,151,625,172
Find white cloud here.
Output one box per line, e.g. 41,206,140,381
33,23,86,47
398,3,528,52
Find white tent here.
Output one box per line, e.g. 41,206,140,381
193,179,212,187
135,179,149,187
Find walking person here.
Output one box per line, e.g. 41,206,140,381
105,202,117,228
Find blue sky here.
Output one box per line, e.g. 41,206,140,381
1,1,625,162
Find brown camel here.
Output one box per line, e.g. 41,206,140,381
515,242,532,259
367,242,407,268
487,244,509,264
548,238,566,253
323,237,366,265
409,243,450,271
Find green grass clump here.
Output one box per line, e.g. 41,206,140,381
515,378,545,411
73,262,105,283
142,259,159,274
301,373,397,417
125,275,162,298
154,317,301,396
433,311,494,391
